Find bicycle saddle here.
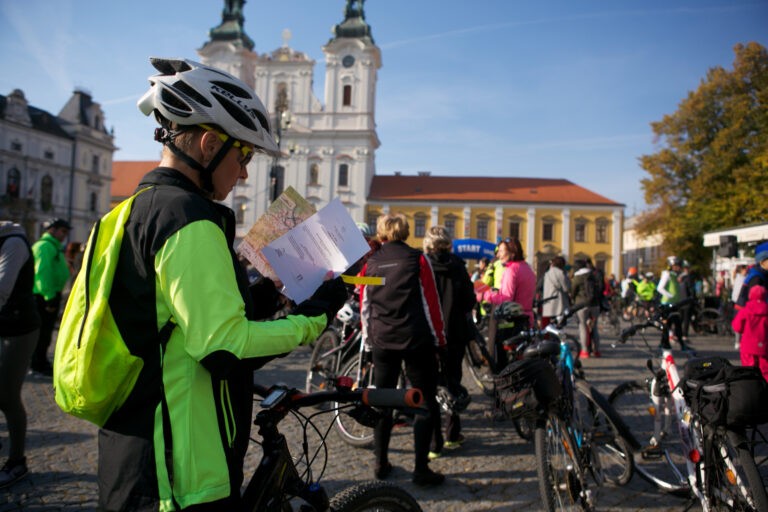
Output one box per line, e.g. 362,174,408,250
523,340,560,359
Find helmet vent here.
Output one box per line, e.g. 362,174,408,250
211,80,253,99
213,92,259,132
174,82,212,108
161,88,193,113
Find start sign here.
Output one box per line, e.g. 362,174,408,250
451,238,496,260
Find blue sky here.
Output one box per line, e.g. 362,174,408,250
1,0,766,213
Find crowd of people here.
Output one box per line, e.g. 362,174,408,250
1,55,766,510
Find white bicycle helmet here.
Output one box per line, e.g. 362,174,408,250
137,57,280,156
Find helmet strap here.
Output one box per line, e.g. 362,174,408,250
159,130,235,196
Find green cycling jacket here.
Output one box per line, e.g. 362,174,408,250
32,232,70,300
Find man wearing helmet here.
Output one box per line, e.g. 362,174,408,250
96,58,345,511
657,256,692,351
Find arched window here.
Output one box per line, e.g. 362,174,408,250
41,175,53,211
6,168,21,198
343,85,352,106
338,163,349,187
309,164,319,185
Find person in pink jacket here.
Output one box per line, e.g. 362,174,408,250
732,285,768,382
483,237,536,367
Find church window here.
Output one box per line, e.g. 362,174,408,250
343,85,352,106
41,175,53,211
338,163,349,187
309,164,319,185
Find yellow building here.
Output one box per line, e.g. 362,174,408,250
365,173,624,277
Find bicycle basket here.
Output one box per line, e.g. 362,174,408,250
682,357,768,427
493,358,561,419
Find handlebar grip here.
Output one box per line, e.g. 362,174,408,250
362,388,424,409
253,383,270,398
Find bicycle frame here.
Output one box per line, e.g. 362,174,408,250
654,348,706,504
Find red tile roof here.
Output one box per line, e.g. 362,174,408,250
112,161,159,200
368,175,622,206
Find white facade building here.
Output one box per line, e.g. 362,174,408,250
0,88,115,242
197,0,380,239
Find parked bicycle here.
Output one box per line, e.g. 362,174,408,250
610,298,768,511
495,304,634,511
245,381,424,511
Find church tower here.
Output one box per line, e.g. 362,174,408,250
199,0,380,234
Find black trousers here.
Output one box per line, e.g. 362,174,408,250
32,294,60,368
372,343,439,472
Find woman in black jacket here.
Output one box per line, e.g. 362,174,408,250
423,226,476,457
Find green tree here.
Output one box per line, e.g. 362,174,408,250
637,42,768,270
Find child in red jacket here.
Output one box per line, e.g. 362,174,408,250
732,285,768,382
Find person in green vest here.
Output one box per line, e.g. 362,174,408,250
634,273,657,302
657,256,692,351
30,218,72,376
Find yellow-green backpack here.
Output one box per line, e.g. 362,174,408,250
54,189,149,426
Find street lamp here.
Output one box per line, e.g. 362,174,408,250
269,85,290,202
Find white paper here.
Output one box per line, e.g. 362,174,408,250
261,198,370,303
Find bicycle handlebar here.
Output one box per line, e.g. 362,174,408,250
254,383,424,411
618,297,697,343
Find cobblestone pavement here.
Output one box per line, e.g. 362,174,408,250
0,326,754,511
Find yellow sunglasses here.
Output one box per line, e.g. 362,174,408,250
199,124,255,165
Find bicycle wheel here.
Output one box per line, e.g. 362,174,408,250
695,308,722,335
708,429,768,512
608,380,689,495
535,414,590,511
334,356,376,448
463,331,495,397
573,380,634,486
329,480,423,512
513,416,534,441
306,329,341,394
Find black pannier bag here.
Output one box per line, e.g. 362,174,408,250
681,356,768,427
494,357,561,419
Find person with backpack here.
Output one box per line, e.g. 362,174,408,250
422,226,475,460
30,218,71,376
571,259,601,357
732,285,768,382
77,57,346,511
0,222,41,488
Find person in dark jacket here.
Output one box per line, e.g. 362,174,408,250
92,57,345,511
360,213,447,486
0,221,41,488
422,226,475,458
737,241,768,308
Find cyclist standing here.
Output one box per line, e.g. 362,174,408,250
657,256,691,351
360,213,446,486
95,57,345,511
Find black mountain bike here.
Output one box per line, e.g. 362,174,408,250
243,381,424,511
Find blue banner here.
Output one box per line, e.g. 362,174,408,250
452,238,496,260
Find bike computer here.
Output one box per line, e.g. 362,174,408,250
260,388,288,409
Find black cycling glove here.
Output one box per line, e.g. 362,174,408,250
293,276,348,326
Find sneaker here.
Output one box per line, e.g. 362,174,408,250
444,434,466,450
412,468,445,486
427,451,442,461
579,351,590,359
0,458,28,489
374,461,393,480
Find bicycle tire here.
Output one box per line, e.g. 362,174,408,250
334,356,375,448
535,414,588,511
608,380,690,495
463,332,495,397
573,380,634,486
306,329,342,394
513,416,534,441
694,308,722,335
329,480,423,512
708,429,768,512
